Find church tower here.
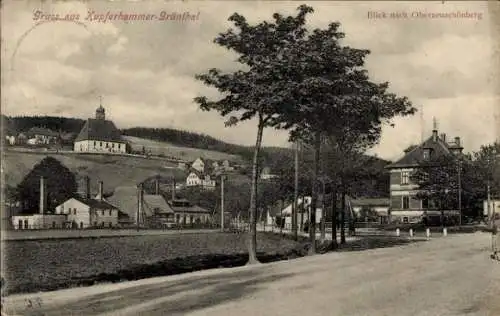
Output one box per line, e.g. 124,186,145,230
95,96,105,120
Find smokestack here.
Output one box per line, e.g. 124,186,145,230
137,184,144,225
98,181,104,201
440,133,446,143
432,117,438,141
171,178,176,201
85,176,90,199
455,137,461,146
155,178,160,195
39,176,45,215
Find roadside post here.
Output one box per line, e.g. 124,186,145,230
443,227,447,237
396,228,400,237
409,228,413,238
426,228,430,239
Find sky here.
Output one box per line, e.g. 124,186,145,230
1,1,499,161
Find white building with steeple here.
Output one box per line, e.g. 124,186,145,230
74,100,128,153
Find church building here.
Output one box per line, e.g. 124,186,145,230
74,102,128,153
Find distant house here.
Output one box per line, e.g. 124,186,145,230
191,158,205,173
350,198,390,224
55,196,121,228
168,199,212,225
385,124,463,224
185,169,216,190
26,127,59,145
143,194,175,227
222,160,234,171
260,167,279,180
73,103,128,153
178,162,187,170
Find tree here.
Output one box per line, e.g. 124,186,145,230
17,156,77,213
194,6,312,264
273,11,415,249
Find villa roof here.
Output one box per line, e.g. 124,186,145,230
74,118,125,143
386,133,461,169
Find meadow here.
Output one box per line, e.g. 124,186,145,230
124,136,242,162
3,150,187,194
1,232,308,295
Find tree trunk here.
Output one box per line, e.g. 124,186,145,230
247,118,264,265
340,190,346,244
308,131,321,255
331,189,338,250
292,140,299,241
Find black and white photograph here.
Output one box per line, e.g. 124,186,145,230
1,1,500,315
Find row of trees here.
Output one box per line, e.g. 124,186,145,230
194,5,416,263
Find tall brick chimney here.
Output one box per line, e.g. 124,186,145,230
137,184,144,225
98,181,104,201
455,136,461,146
85,176,90,199
39,176,45,215
171,178,176,201
440,133,446,143
155,178,160,195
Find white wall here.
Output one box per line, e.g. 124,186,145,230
74,140,127,153
484,200,500,217
56,198,91,228
12,215,66,229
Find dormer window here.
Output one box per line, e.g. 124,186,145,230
423,149,431,160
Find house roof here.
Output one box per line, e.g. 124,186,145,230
74,118,125,143
27,127,59,137
71,196,118,210
143,194,173,214
386,133,461,169
350,198,390,207
168,199,211,214
106,186,142,219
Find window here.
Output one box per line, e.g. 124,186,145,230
94,141,96,147
423,149,430,160
422,198,429,209
176,214,180,223
402,196,410,209
102,210,105,216
401,172,410,185
100,142,103,147
109,210,112,216
73,209,76,215
403,217,409,223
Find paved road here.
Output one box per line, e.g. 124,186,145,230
2,233,499,316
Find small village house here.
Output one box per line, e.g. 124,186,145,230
260,166,279,180
185,169,216,190
73,102,128,153
55,180,122,228
26,127,59,145
385,122,463,224
350,198,390,224
168,198,212,225
191,157,205,173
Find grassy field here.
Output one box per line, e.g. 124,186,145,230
2,151,187,194
124,136,242,162
1,232,308,295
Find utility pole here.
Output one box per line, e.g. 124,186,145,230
220,174,225,232
320,180,326,241
293,139,299,241
487,180,492,227
458,159,462,227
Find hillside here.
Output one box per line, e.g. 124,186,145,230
124,136,241,162
2,151,187,195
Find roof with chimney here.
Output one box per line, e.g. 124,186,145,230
106,186,141,220
71,196,118,210
385,130,463,169
74,118,125,143
143,194,173,214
